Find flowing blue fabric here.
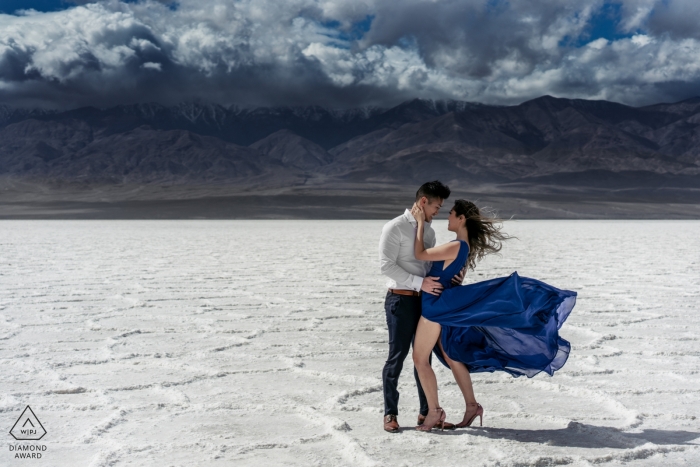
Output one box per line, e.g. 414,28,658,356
423,240,576,378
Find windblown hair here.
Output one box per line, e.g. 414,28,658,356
452,199,511,271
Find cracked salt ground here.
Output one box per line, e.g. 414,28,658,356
1,220,699,466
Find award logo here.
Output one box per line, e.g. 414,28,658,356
10,406,46,441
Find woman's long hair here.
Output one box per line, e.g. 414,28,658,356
452,199,511,270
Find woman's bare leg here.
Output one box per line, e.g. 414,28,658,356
413,316,442,424
438,339,482,426
437,339,476,405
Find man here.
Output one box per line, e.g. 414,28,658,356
379,180,461,433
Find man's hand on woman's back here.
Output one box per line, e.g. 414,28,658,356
451,267,466,286
421,276,443,296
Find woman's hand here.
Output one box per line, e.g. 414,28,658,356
411,203,426,224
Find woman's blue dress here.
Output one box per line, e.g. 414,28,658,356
423,240,576,377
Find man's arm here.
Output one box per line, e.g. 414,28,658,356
379,222,443,295
379,225,423,291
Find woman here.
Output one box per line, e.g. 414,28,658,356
411,200,576,431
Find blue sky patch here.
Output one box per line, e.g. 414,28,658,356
560,2,637,48
0,0,69,14
319,14,374,46
0,0,177,14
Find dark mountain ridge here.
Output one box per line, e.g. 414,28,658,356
0,98,490,148
1,96,700,195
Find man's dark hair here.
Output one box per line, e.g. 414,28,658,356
416,180,451,202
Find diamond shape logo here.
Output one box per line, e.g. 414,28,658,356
10,406,46,441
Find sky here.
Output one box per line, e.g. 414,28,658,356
1,0,700,109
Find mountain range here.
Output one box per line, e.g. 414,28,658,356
1,96,699,218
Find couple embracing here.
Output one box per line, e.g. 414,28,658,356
379,181,577,432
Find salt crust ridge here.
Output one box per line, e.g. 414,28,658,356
1,220,699,465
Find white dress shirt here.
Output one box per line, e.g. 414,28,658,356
379,209,436,291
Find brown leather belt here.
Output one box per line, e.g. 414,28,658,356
389,288,421,297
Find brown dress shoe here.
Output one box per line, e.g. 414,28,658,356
384,414,399,433
417,414,456,430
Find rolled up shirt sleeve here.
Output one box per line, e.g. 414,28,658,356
379,223,422,291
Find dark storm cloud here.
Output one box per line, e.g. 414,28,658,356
362,0,572,77
1,0,700,110
646,0,700,40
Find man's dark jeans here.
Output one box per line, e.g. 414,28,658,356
382,291,430,417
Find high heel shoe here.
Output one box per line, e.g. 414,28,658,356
455,402,483,428
416,407,446,432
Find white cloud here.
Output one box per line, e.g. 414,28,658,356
631,34,652,47
587,38,609,50
0,0,700,109
141,61,162,71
